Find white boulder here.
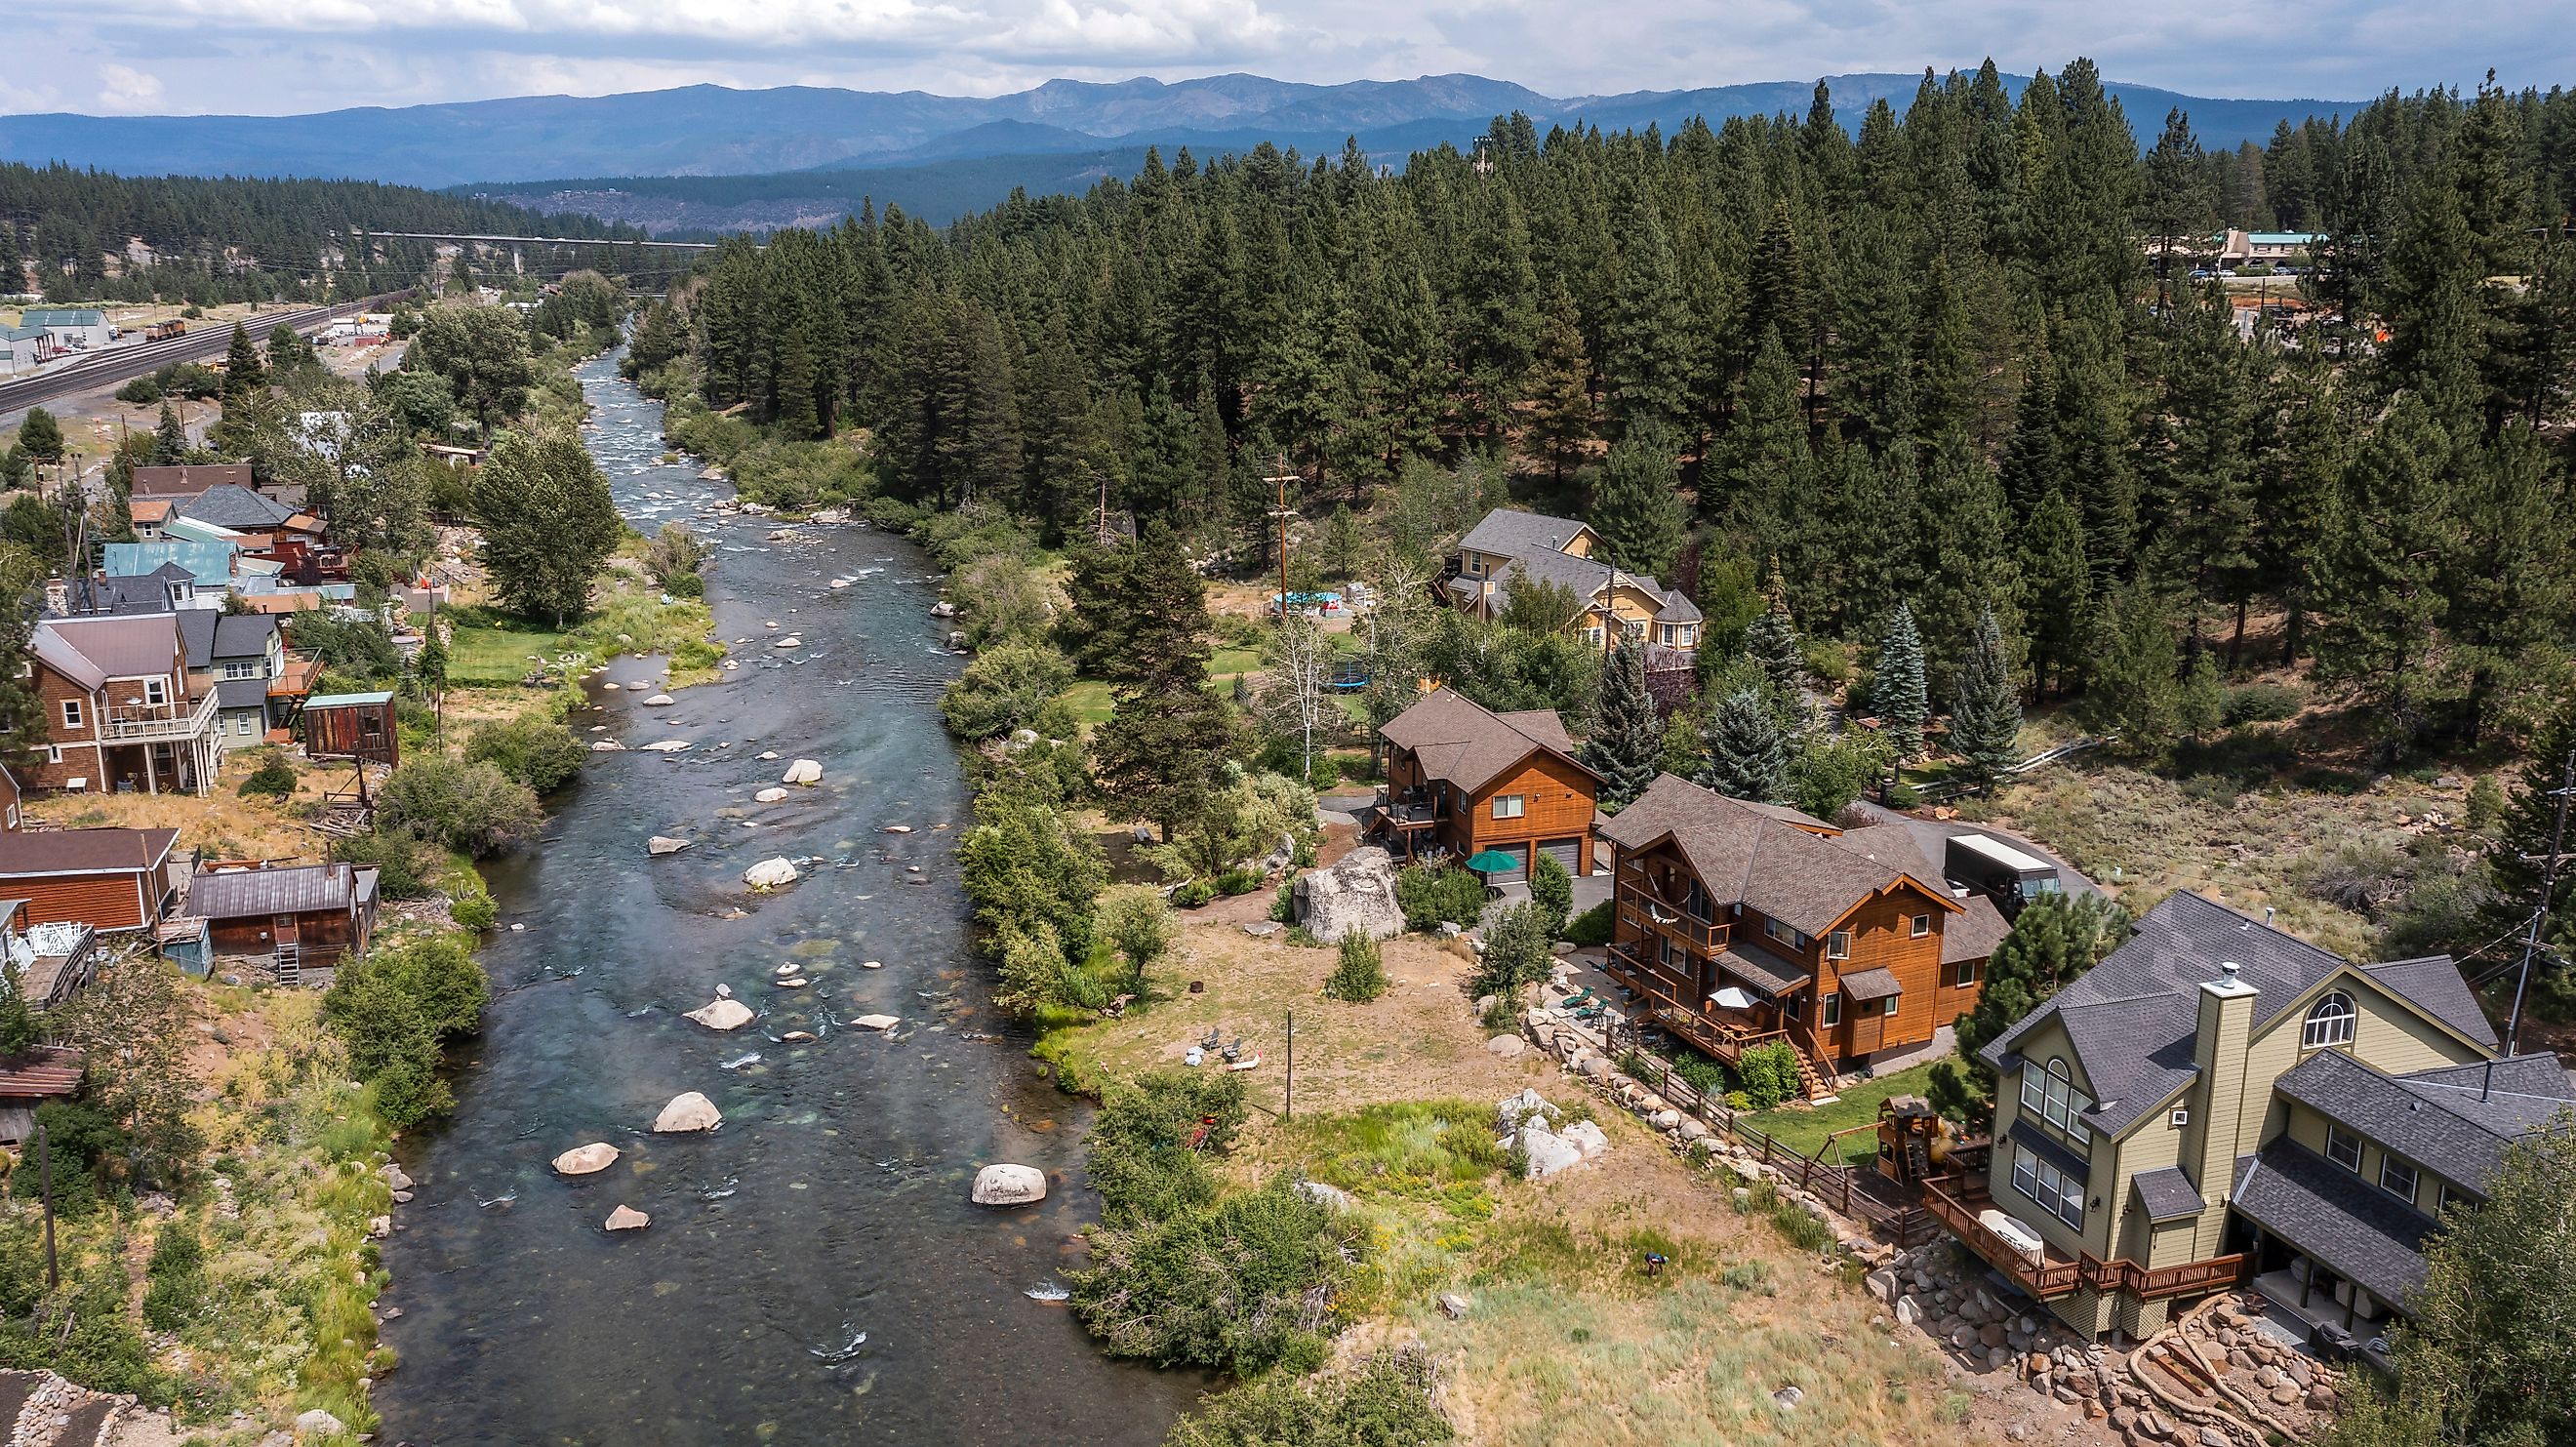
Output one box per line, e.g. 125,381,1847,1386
643,693,675,706
638,739,692,753
1291,845,1405,944
685,998,755,1031
848,1013,901,1031
743,858,800,889
294,1409,347,1438
646,835,692,856
604,1205,651,1231
652,1091,723,1133
551,1143,622,1177
1562,1119,1611,1160
971,1163,1048,1205
1518,1124,1586,1180
754,786,789,804
781,758,824,785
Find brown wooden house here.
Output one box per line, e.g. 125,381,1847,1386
0,827,183,933
0,1048,85,1146
1368,689,1598,882
185,861,380,979
301,691,399,765
1596,774,2004,1097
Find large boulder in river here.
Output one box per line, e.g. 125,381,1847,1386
781,758,824,785
743,858,800,889
1292,846,1404,944
552,1143,622,1177
972,1164,1048,1206
646,835,691,856
753,786,789,804
685,998,755,1031
604,1205,651,1231
652,1092,723,1133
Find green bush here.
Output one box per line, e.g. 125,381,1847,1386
234,747,298,798
1394,864,1486,932
114,376,162,404
1737,1041,1804,1110
449,876,499,932
1323,933,1388,1003
1087,1070,1246,1227
331,827,438,901
940,642,1074,742
1072,1175,1355,1376
1724,1090,1753,1112
1173,879,1218,907
141,1225,206,1331
1564,900,1613,946
1304,755,1343,789
1215,865,1267,897
1167,1347,1454,1447
378,756,543,858
323,935,489,1128
1268,883,1297,923
1469,901,1555,1001
463,714,589,793
2224,682,2304,725
1529,850,1573,938
1670,1051,1727,1097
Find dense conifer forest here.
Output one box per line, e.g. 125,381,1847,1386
653,60,2576,763
0,162,644,303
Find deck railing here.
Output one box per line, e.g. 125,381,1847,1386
99,688,218,744
1919,1176,2249,1304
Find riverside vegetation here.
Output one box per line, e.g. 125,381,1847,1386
0,276,724,1443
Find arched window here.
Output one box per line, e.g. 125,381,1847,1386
2020,1058,2092,1144
2303,991,2356,1050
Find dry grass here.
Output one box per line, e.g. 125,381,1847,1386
24,748,346,863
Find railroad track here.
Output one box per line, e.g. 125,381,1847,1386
0,289,416,419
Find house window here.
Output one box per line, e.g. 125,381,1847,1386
232,713,258,737
2011,1145,2086,1228
1881,994,1900,1016
2436,1182,2467,1214
1466,554,1483,576
2302,992,2356,1051
222,660,263,680
2325,1124,2363,1173
1763,917,1810,950
143,678,168,706
2025,1059,2092,1145
1950,958,1981,988
1492,794,1526,821
1826,930,1851,960
1783,991,1802,1022
2380,1156,2419,1205
60,699,84,730
1821,993,1841,1027
1910,913,1931,939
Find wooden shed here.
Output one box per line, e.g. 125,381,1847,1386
0,1048,85,1146
302,691,399,765
185,862,379,980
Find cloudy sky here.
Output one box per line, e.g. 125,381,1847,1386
2,0,2565,117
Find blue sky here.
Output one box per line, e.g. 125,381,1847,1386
4,0,2567,116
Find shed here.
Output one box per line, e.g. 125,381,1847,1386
186,862,379,972
0,1048,86,1146
0,827,182,932
302,691,399,765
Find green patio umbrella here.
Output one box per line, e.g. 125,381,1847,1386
1465,850,1520,874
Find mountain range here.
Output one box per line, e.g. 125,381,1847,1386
1,71,2359,196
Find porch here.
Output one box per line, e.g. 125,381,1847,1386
1602,941,1839,1100
1365,789,1450,863
1921,1176,2248,1306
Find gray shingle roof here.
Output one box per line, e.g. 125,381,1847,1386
1599,773,1953,941
177,484,296,530
214,677,271,710
1717,943,1810,997
2131,1166,2205,1221
2358,957,2498,1053
1984,891,2498,1139
179,611,278,669
1379,689,1592,794
2276,1049,2576,1195
1838,966,1903,1002
1459,508,1593,559
2232,1139,2435,1309
2394,1056,2576,1139
186,864,366,920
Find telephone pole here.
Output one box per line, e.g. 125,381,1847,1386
1266,454,1299,623
2501,747,2576,1068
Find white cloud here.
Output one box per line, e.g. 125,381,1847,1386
95,62,166,111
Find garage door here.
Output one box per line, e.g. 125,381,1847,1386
1538,837,1584,874
1489,842,1528,885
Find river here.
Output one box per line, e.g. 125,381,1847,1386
375,348,1201,1445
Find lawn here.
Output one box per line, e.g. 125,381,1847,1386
1744,1057,1952,1166
442,608,570,687
1062,642,1281,731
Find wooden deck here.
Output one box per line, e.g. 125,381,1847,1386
1602,944,1839,1098
1921,1176,2248,1304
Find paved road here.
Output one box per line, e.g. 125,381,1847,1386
0,291,412,424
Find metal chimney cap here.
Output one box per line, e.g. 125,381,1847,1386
2220,960,2240,982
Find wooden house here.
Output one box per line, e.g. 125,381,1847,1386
301,691,398,765
24,614,221,795
1443,509,1704,657
1595,774,2005,1097
1368,689,1598,882
0,827,183,932
186,862,380,979
0,1048,86,1146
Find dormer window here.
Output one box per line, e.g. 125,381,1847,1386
2302,991,2356,1051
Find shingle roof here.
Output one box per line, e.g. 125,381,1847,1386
1717,943,1809,997
178,611,277,668
1603,774,1944,938
2132,1165,2206,1221
1838,966,1903,1002
1941,896,2012,965
1459,508,1594,559
128,463,253,498
186,864,367,920
2276,1049,2576,1195
215,677,271,710
0,827,179,878
2232,1140,2435,1309
1984,892,2499,1139
177,484,297,530
1379,688,1592,794
35,615,181,683
0,1047,86,1099
2357,958,2499,1053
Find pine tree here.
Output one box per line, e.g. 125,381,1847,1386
1599,188,1696,436
2083,580,2184,755
222,321,265,402
2015,488,2092,696
2483,697,2576,959
15,407,62,466
1589,418,1686,578
2312,395,2458,754
2443,426,2574,744
1949,607,2023,786
1873,603,1929,762
1523,286,1594,485
1696,686,1790,803
151,402,187,465
1745,563,1805,703
1578,635,1664,812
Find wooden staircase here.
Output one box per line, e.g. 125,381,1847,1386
273,933,302,986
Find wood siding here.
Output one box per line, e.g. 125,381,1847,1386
206,905,368,965
1804,890,1955,1058
1,870,159,932
1462,751,1595,873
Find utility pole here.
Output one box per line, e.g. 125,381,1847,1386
1266,453,1298,623
2499,747,2576,1079
1283,1009,1294,1121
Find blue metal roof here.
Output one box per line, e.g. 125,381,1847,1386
101,539,233,588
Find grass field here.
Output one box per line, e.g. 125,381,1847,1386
1745,1058,1951,1166
442,607,572,687
1063,643,1280,729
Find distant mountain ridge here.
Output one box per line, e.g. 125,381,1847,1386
0,70,2360,192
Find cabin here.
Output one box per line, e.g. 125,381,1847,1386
25,613,221,795
1924,891,2562,1343
1594,774,2006,1097
128,463,255,502
301,691,399,765
0,1049,86,1147
3,898,100,1013
0,827,183,932
1445,509,1703,658
1368,689,1599,883
186,862,380,980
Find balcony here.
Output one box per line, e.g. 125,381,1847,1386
98,689,218,744
269,655,321,700
1921,1176,2247,1305
1616,890,1729,951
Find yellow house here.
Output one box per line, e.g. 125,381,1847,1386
1925,891,2567,1344
1446,509,1703,655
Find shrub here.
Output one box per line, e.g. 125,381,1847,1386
2467,776,2507,835
2224,682,2304,725
642,522,707,589
1564,900,1613,946
1723,1089,1753,1112
1529,850,1573,938
1469,901,1555,1001
1167,1347,1453,1447
1071,1174,1355,1376
1737,1041,1803,1110
1097,885,1176,995
1268,883,1297,923
1670,1052,1726,1097
331,827,438,901
141,1225,206,1331
114,376,162,404
940,642,1074,742
1173,879,1218,907
1324,933,1388,1003
463,714,589,793
449,875,499,932
1087,1070,1246,1227
377,756,543,858
1394,864,1486,932
1304,754,1343,789
323,935,489,1128
1215,865,1267,896
234,747,298,798
951,552,1057,648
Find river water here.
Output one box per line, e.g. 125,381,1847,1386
376,349,1200,1445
